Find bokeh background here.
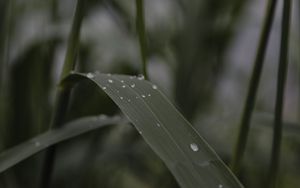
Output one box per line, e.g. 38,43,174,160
0,0,299,188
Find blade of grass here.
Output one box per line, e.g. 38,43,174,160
267,0,292,187
231,0,278,174
298,1,300,123
51,0,59,22
0,0,13,150
64,72,244,188
0,115,124,173
136,0,148,79
40,0,85,187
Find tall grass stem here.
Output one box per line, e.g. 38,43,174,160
0,0,13,150
136,0,148,80
40,0,85,187
231,0,278,174
267,0,291,187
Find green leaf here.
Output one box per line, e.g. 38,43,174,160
65,72,244,188
0,115,123,173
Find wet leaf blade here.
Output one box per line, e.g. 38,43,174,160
0,116,123,173
70,73,243,188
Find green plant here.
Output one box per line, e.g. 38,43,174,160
0,0,298,188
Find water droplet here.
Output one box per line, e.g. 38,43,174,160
34,141,41,147
138,130,142,134
122,85,126,88
87,73,94,79
137,74,145,80
120,96,124,100
148,94,151,97
199,161,210,167
218,184,223,188
156,123,161,127
121,80,125,83
131,84,135,88
152,85,158,90
108,79,113,83
141,95,146,98
130,76,136,79
127,99,131,102
102,86,107,90
190,143,199,152
116,90,119,93
135,96,139,99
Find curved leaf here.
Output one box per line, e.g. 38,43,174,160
65,72,243,188
0,115,124,173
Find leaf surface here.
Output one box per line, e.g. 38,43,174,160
66,72,243,188
0,115,123,173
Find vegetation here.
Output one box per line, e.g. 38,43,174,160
0,0,299,188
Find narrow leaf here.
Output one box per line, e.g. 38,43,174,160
65,73,244,188
0,115,123,173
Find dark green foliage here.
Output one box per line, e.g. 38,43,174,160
0,0,299,188
0,115,124,172
64,72,243,188
232,0,278,174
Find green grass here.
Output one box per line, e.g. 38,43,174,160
0,0,298,188
267,0,292,187
231,0,278,174
64,72,243,188
40,0,86,187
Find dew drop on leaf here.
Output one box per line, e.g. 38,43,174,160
152,85,158,90
190,143,199,152
122,85,126,88
131,84,135,88
87,73,94,79
108,79,113,83
141,95,146,98
218,184,223,188
199,161,210,167
34,141,41,147
138,74,145,80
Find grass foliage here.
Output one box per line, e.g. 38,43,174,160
0,0,299,188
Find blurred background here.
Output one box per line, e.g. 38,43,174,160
0,0,299,187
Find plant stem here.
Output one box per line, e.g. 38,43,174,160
231,0,278,174
267,0,291,187
40,0,85,187
298,1,300,123
0,0,12,150
136,0,148,80
51,0,59,22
